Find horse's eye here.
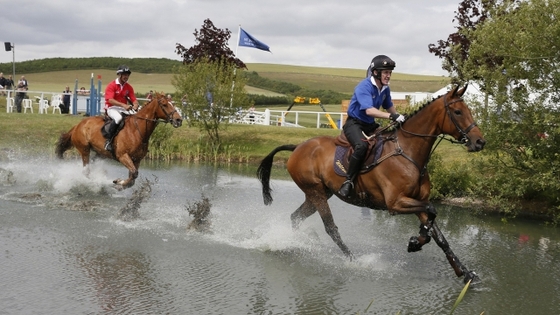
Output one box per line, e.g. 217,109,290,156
454,109,462,115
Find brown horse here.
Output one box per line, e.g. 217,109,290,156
55,92,182,189
257,85,486,283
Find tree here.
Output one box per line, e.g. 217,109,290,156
174,19,251,153
173,58,249,151
175,18,246,69
428,0,496,84
452,0,560,219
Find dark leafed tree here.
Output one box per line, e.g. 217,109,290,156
175,18,246,69
428,0,493,82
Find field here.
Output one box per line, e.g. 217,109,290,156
245,63,449,93
16,63,449,98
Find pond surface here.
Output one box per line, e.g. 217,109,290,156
0,157,559,314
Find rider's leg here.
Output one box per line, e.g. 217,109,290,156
104,108,123,151
338,118,369,197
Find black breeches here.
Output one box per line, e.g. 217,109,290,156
343,118,378,159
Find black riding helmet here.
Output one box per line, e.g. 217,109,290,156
368,55,395,83
116,65,132,75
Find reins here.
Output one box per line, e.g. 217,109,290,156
127,97,179,143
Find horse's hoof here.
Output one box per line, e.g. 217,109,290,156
464,271,480,284
407,236,423,252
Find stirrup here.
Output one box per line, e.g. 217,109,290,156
104,140,113,151
338,180,354,197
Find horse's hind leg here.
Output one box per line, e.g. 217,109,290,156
76,145,92,178
291,199,317,230
311,194,354,260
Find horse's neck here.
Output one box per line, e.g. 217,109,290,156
133,104,159,137
396,106,442,162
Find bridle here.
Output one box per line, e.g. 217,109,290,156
443,96,478,144
372,93,479,181
134,97,180,124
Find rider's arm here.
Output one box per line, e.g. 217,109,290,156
365,106,392,119
108,98,131,109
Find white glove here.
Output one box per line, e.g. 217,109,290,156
389,113,405,123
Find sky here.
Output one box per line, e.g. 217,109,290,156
1,0,460,76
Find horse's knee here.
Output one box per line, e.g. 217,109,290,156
426,203,437,221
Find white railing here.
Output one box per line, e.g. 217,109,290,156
231,109,346,129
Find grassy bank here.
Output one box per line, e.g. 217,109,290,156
0,103,468,164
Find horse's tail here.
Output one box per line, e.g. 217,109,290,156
55,126,75,159
256,144,298,205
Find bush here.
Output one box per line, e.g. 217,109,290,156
429,152,475,200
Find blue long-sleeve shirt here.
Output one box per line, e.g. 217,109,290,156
347,77,393,124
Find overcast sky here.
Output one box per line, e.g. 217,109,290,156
1,0,460,76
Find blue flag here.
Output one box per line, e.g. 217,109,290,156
239,28,270,52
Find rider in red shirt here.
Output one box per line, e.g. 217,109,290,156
103,65,140,151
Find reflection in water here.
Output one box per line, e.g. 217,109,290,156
75,247,164,313
0,157,559,314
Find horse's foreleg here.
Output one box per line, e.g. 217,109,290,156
407,204,437,252
114,154,138,189
430,221,479,283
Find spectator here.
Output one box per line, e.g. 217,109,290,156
181,94,188,106
146,90,153,102
4,75,13,92
0,73,6,96
15,82,26,113
248,104,255,123
61,86,72,114
18,76,28,89
205,91,213,107
167,94,173,105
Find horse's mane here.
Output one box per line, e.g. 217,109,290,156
384,93,446,132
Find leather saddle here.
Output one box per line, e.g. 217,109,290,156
100,114,128,138
333,130,386,177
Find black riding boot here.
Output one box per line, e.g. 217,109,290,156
104,120,119,151
338,155,363,197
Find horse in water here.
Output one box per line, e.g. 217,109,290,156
257,85,486,283
55,93,182,190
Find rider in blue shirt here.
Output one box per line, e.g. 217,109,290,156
338,55,406,197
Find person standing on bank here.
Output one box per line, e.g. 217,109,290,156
103,65,139,151
62,86,72,114
338,55,406,198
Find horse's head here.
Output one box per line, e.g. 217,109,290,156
440,85,486,152
153,93,183,128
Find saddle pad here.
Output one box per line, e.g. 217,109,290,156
333,139,384,177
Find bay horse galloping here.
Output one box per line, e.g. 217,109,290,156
257,85,486,283
56,93,182,190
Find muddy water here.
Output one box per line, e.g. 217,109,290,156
0,157,559,314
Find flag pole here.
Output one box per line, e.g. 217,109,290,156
230,25,241,108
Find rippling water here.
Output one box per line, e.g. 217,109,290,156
0,157,559,314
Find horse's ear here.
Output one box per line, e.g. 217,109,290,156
455,84,469,98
